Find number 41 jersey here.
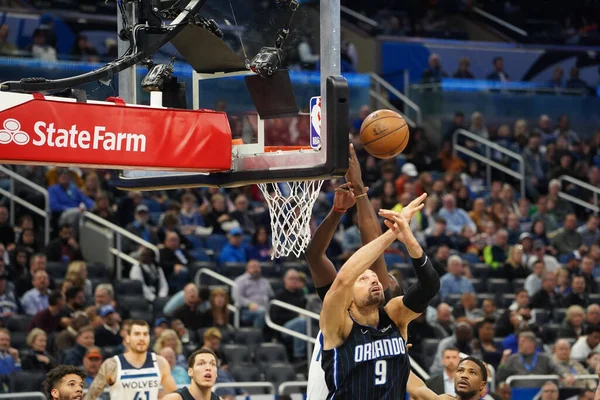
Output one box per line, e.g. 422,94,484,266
322,307,410,400
110,351,162,400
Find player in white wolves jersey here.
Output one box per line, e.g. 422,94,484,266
305,145,439,398
84,319,177,400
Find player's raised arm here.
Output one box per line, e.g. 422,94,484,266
407,371,441,400
320,227,397,345
345,144,390,289
84,357,117,400
157,354,177,393
380,207,440,325
305,182,355,289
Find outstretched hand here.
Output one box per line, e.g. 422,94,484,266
378,193,426,242
379,193,427,222
345,144,366,194
333,182,356,211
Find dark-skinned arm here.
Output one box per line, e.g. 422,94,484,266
305,182,355,290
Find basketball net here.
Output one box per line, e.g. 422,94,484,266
257,180,323,259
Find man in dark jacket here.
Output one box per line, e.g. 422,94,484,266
62,326,95,366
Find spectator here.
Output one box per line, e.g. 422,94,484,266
153,329,186,368
94,283,130,320
474,318,503,369
552,339,594,390
581,257,599,294
566,67,589,91
171,319,195,345
0,205,13,247
173,283,204,331
82,347,103,388
431,303,455,339
16,254,54,298
530,271,561,311
0,328,20,374
125,204,159,252
578,216,600,247
21,328,55,372
551,214,583,256
572,325,600,362
55,313,90,353
421,53,448,83
537,381,560,400
62,325,95,366
94,305,121,347
246,226,273,262
204,193,238,235
230,194,256,236
528,240,561,272
549,66,564,88
179,193,208,237
201,287,233,332
28,290,64,334
438,194,476,235
0,271,17,319
130,247,168,303
48,168,94,215
232,259,273,329
504,245,530,281
0,24,17,55
523,136,549,199
452,57,474,79
71,34,98,62
558,305,586,339
65,261,92,298
21,270,50,316
452,292,480,326
274,270,308,360
483,229,509,269
91,192,117,224
439,255,475,300
46,224,84,263
563,276,589,308
497,331,570,388
218,227,247,264
430,322,473,374
486,56,510,81
470,111,489,140
406,313,437,367
159,347,189,385
425,347,460,395
201,327,243,400
30,28,56,61
59,286,86,328
158,231,192,293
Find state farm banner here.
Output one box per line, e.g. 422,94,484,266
0,92,232,172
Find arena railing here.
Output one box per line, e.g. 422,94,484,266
265,299,431,381
0,393,46,400
278,381,308,395
370,73,422,127
452,128,526,196
79,210,160,280
213,381,275,394
340,5,379,28
194,268,240,328
0,165,50,246
505,373,598,386
557,174,600,215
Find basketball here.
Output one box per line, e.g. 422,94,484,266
359,109,409,159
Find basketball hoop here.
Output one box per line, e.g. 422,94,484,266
258,179,323,259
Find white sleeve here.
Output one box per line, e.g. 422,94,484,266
129,264,156,303
157,267,169,298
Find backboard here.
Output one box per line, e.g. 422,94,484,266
114,0,349,190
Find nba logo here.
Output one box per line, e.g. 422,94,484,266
310,96,321,150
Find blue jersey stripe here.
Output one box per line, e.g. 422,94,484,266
120,373,159,380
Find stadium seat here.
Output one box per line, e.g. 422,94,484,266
115,280,143,296
487,279,511,294
393,263,414,278
384,253,405,265
229,364,263,394
190,248,211,262
472,264,489,279
101,346,119,358
223,262,247,279
532,309,549,324
589,294,600,305
11,332,27,349
268,278,284,293
281,261,309,275
502,294,515,308
553,308,567,322
87,262,108,278
153,297,171,316
129,310,154,324
460,253,480,264
476,294,494,307
543,323,561,343
255,343,289,369
91,278,109,291
118,295,150,311
4,315,32,332
222,344,253,365
422,339,439,370
46,261,68,279
234,328,264,348
259,262,277,277
9,371,46,392
264,363,297,387
493,337,504,347
471,279,485,293
205,235,228,254
445,294,461,307
512,279,525,292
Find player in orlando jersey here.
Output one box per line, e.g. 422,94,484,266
407,357,488,400
44,365,86,400
163,348,222,400
305,145,439,399
84,320,177,400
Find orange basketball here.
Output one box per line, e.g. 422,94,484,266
359,109,409,159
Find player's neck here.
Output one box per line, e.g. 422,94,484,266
349,304,379,328
456,394,479,400
189,382,213,400
124,350,147,366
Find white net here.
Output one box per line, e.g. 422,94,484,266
257,180,324,259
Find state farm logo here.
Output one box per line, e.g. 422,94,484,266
0,119,30,145
0,119,147,152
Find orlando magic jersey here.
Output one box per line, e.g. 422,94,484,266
322,307,410,400
110,351,162,400
307,331,329,400
174,386,219,400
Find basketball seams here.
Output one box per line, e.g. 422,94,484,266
369,130,410,157
361,123,408,146
360,114,404,133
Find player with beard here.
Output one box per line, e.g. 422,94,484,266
307,145,439,399
321,204,438,399
45,365,86,400
407,357,488,400
84,320,177,400
163,349,222,400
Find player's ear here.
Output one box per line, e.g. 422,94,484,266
51,388,59,400
188,367,193,378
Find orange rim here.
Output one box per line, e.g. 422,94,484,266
264,146,314,152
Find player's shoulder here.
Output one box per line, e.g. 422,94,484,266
162,392,183,400
438,395,455,400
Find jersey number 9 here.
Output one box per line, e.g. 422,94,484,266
375,360,387,385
